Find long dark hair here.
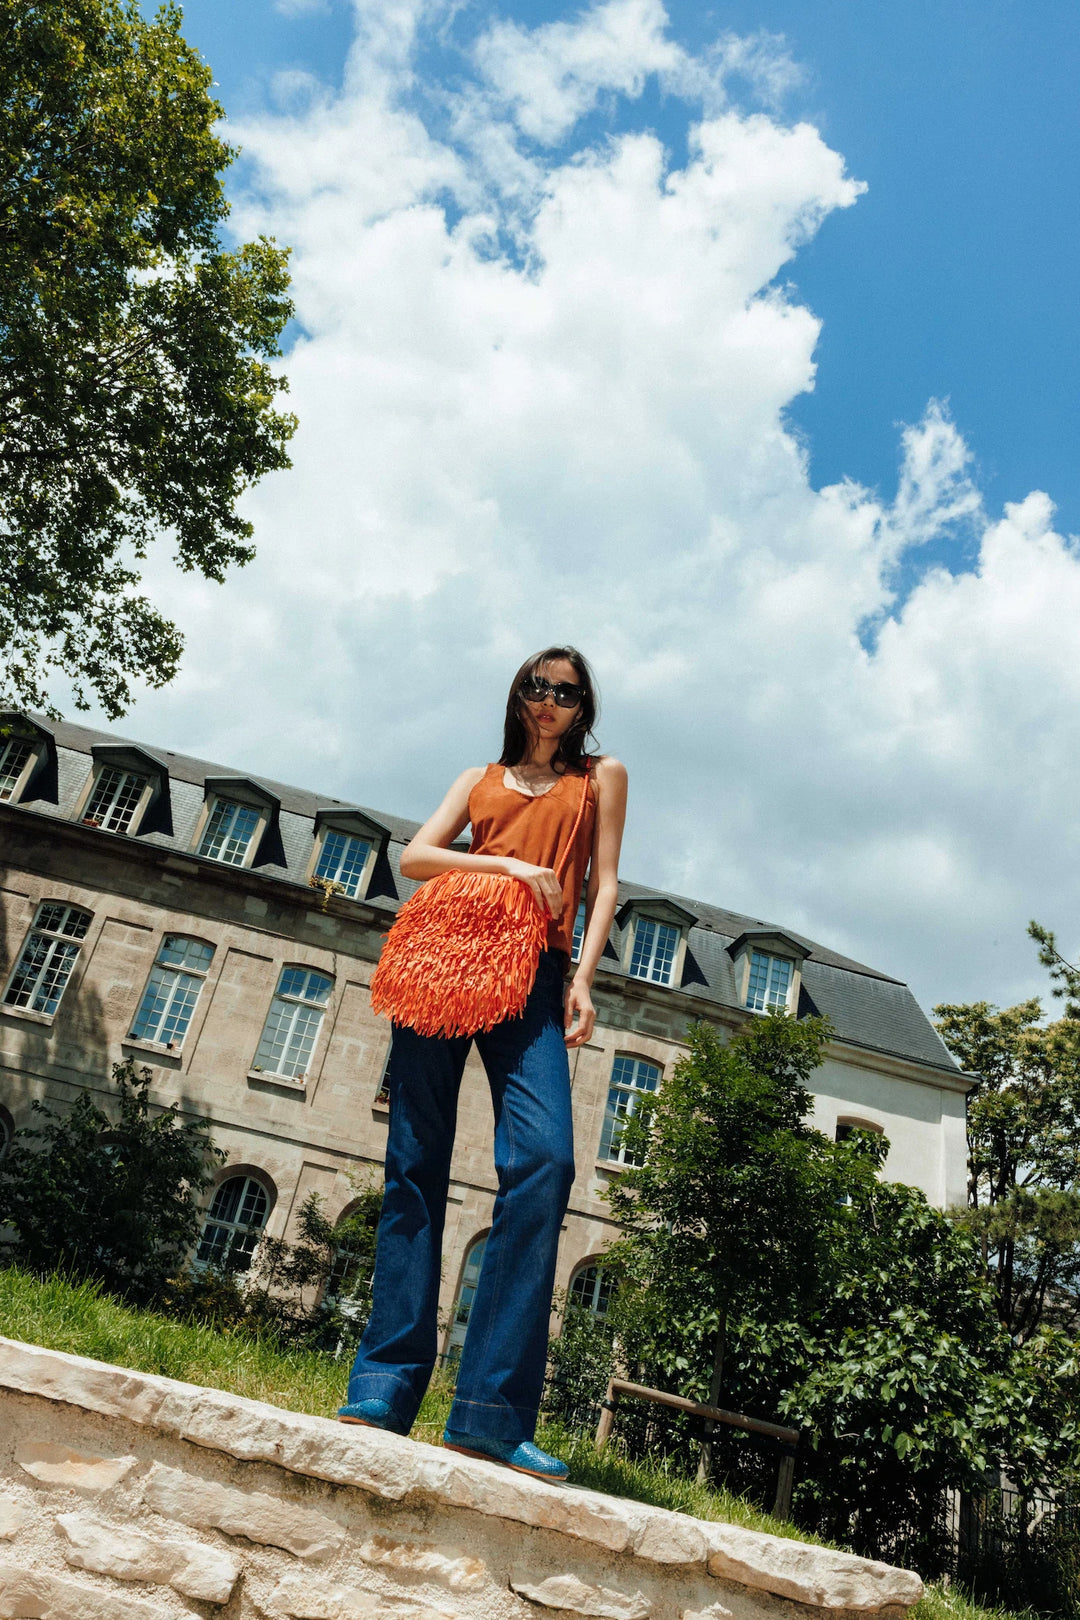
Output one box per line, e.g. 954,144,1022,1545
499,646,599,775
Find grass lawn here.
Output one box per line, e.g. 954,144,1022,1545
0,1266,1033,1620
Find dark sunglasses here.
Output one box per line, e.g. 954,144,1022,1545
520,674,582,708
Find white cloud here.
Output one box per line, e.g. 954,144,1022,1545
275,0,330,16
107,0,1080,1014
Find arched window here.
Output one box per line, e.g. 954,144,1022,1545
130,935,214,1047
569,1262,613,1319
835,1117,885,1143
323,1211,378,1308
252,966,333,1083
599,1054,661,1165
445,1234,487,1362
3,902,92,1015
195,1175,270,1272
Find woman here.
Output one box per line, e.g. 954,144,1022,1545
339,646,627,1480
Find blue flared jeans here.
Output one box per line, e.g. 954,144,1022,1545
346,949,575,1444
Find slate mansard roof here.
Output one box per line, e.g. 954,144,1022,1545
3,716,961,1082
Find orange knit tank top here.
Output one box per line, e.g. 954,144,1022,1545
468,763,597,958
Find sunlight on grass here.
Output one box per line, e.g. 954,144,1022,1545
0,1265,1031,1620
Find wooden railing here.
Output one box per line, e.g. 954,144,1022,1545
594,1377,799,1521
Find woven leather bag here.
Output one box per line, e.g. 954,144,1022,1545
370,766,592,1039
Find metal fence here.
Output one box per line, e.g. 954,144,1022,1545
949,1488,1080,1619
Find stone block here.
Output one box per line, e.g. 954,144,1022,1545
57,1510,240,1604
511,1574,651,1620
704,1524,924,1611
0,1502,27,1541
269,1572,458,1620
0,1557,169,1620
681,1606,733,1620
144,1462,345,1559
0,1339,169,1429
632,1515,709,1565
410,1451,635,1554
358,1535,487,1590
15,1441,137,1492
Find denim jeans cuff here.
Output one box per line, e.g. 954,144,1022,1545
345,1371,416,1431
445,1396,535,1447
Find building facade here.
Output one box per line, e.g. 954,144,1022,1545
0,713,969,1349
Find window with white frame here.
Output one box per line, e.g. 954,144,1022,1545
195,1175,269,1272
314,829,372,898
629,917,680,985
198,798,261,866
598,1054,661,1166
252,966,333,1081
82,765,148,834
571,900,587,963
3,902,92,1015
569,1263,614,1318
324,1208,378,1307
745,949,794,1012
374,1045,392,1107
0,737,33,802
445,1234,487,1361
130,936,214,1047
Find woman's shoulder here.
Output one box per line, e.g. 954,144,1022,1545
590,753,627,784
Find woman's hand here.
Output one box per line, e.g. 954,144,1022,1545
502,857,563,918
564,977,595,1048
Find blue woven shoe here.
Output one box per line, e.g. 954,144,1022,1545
337,1398,403,1433
442,1429,569,1482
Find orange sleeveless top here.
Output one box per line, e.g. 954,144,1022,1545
468,763,597,957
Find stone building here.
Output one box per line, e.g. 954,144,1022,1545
0,712,968,1351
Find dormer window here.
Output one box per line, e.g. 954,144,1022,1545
199,799,261,865
0,737,33,802
315,830,371,895
728,930,808,1016
618,898,698,989
195,776,278,869
0,715,51,804
630,918,679,984
83,766,148,833
76,744,167,837
309,808,388,902
746,950,794,1012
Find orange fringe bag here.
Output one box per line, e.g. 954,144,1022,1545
371,767,592,1039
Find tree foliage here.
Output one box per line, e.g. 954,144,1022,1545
0,0,296,715
164,1182,382,1351
590,1013,1077,1573
935,929,1080,1341
0,1057,222,1303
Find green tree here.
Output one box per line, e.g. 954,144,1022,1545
935,935,1080,1341
1,0,296,716
165,1180,382,1350
591,1014,1077,1573
0,1058,223,1303
605,1015,847,1396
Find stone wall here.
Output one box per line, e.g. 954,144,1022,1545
0,1338,922,1620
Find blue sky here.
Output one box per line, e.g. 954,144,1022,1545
179,0,1080,561
104,0,1080,1012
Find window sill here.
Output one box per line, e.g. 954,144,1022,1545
123,1038,182,1068
0,1005,55,1028
247,1068,306,1092
593,1159,625,1176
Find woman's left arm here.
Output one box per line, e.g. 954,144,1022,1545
564,756,628,1048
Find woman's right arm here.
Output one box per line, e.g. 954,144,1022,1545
399,769,564,917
